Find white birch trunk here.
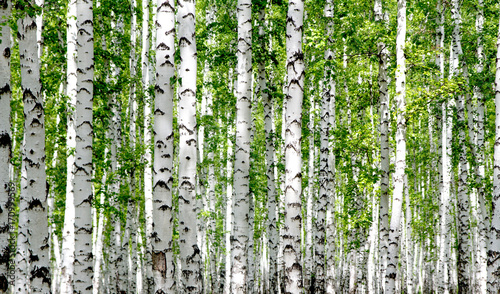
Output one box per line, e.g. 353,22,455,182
449,0,471,290
177,0,201,289
474,1,488,292
92,173,105,294
142,0,154,291
224,121,234,294
16,9,51,293
304,82,315,292
61,1,77,293
73,0,94,292
231,0,252,291
487,8,500,291
385,0,406,291
152,0,176,291
283,0,305,291
0,1,11,291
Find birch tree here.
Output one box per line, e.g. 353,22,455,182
375,0,389,289
385,0,406,291
152,0,176,291
177,0,202,290
231,0,252,291
73,0,94,292
0,1,11,290
61,1,77,293
16,4,51,292
283,0,305,292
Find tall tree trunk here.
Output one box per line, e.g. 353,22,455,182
0,1,11,291
450,0,471,291
61,1,77,293
487,8,500,291
152,0,176,291
16,7,51,292
385,0,406,291
177,0,201,290
374,0,390,290
474,1,488,292
142,0,154,291
73,0,94,292
231,0,252,291
283,0,305,291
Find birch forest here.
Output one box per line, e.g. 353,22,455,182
4,0,500,293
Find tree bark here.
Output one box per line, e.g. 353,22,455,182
385,0,406,292
283,0,305,291
152,0,176,292
177,0,201,290
16,8,51,293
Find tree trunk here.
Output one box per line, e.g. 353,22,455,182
61,1,77,293
0,1,11,291
230,0,252,292
142,0,154,291
385,0,406,291
177,0,201,289
152,0,176,292
283,0,305,291
73,0,94,292
16,9,51,293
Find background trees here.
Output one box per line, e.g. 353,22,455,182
3,0,500,293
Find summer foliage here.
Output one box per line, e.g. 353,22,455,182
2,0,500,293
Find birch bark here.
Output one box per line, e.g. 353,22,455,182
385,0,406,292
16,7,51,293
73,0,94,292
152,0,176,291
177,0,202,289
230,0,252,291
61,1,77,292
374,0,390,290
283,0,305,291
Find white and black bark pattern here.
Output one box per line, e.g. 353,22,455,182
177,0,201,291
142,0,154,291
315,39,330,294
325,16,336,294
385,0,405,292
284,0,305,291
0,1,11,291
256,8,278,294
152,0,176,291
16,12,51,293
73,0,94,292
474,1,488,291
231,0,252,292
61,1,77,293
488,9,500,292
450,0,471,291
375,0,389,289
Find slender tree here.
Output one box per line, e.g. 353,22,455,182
385,0,406,291
73,0,94,292
152,0,176,291
283,0,305,291
16,4,51,292
60,1,77,293
231,0,252,291
177,0,201,290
